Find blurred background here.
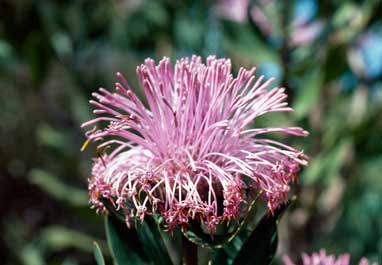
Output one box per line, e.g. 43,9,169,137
0,0,381,264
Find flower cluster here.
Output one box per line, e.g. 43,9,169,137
82,55,308,232
283,249,374,265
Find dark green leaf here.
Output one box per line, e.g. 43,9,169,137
136,217,174,265
93,241,106,265
103,199,172,265
101,199,126,223
293,67,323,119
232,200,292,265
105,215,150,265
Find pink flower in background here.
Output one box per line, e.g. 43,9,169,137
215,0,249,22
216,0,322,46
82,56,308,232
290,21,323,46
283,249,374,265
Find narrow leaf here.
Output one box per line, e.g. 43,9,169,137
231,200,292,265
93,241,106,265
210,195,262,264
103,200,172,265
101,198,125,223
28,169,88,207
105,215,150,265
293,67,322,119
136,217,174,265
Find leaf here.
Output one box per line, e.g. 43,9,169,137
231,200,292,265
323,45,348,83
105,215,151,265
302,138,352,185
28,169,88,207
222,20,280,66
93,241,106,265
20,244,46,265
293,67,323,119
35,123,72,151
136,217,174,265
210,198,265,265
101,198,126,223
38,226,101,253
103,199,174,265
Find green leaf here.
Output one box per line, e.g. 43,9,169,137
136,217,174,265
222,20,280,66
28,169,88,207
293,67,323,119
0,39,13,58
93,241,106,265
105,215,151,265
231,200,292,265
101,199,126,223
38,226,101,253
103,198,174,265
20,244,46,265
302,138,352,185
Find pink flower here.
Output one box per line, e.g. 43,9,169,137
283,249,374,265
215,0,249,22
215,0,322,46
290,21,323,46
82,55,308,232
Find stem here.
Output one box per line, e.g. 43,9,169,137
182,236,198,265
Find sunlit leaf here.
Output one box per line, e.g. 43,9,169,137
93,241,106,265
28,169,88,207
20,245,45,265
293,67,323,119
302,138,352,185
39,226,101,253
222,21,280,66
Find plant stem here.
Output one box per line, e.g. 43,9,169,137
182,236,198,265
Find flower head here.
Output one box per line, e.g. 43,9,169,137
283,249,374,265
82,55,308,232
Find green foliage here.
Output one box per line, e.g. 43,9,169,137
209,200,291,265
135,217,174,265
105,216,150,265
93,241,106,265
103,198,173,265
28,169,88,207
231,202,290,265
102,196,290,265
293,67,323,119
